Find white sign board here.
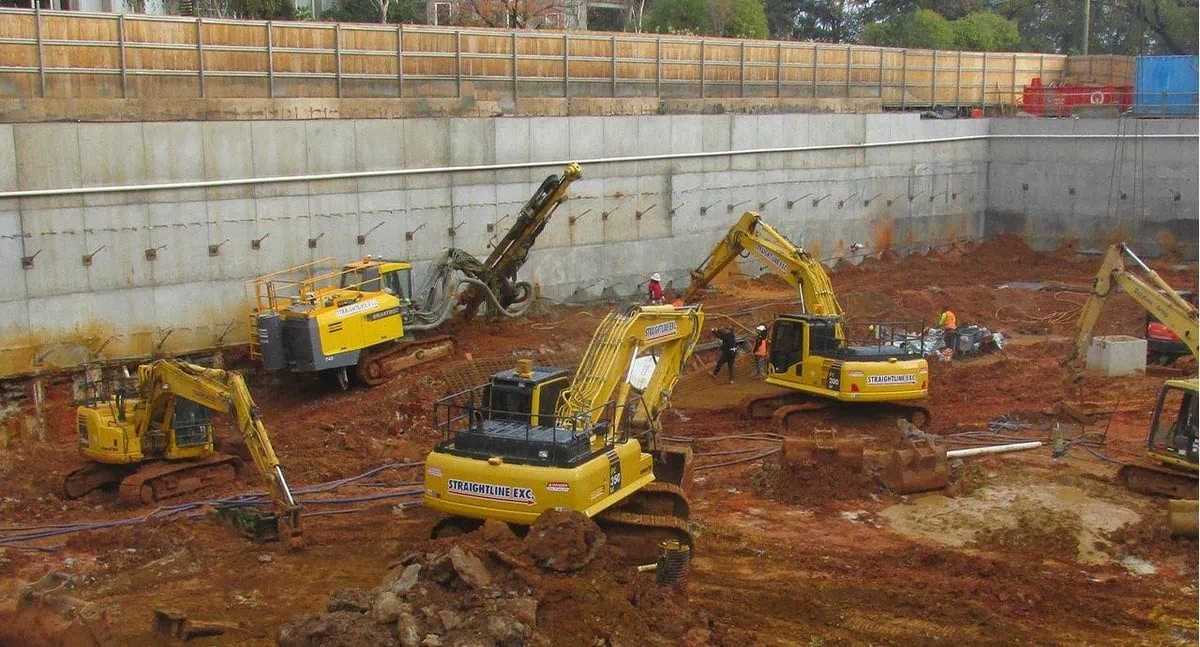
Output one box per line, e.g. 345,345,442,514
628,355,658,391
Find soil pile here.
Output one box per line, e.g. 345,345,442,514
279,513,743,647
752,457,874,507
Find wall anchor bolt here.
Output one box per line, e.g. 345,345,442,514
405,223,425,242
1119,191,1127,200
908,189,927,202
21,249,42,270
1171,190,1181,202
1068,187,1076,196
951,192,958,201
863,193,882,207
635,202,657,220
887,192,905,207
251,233,270,250
787,193,812,209
145,244,168,261
307,232,325,248
727,199,751,213
357,221,385,245
930,190,947,202
1021,183,1029,191
668,201,687,217
812,193,832,207
82,245,107,266
568,209,593,226
208,238,230,257
699,199,721,216
758,196,778,210
837,191,859,209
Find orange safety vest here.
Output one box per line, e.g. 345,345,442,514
939,310,957,330
754,336,769,356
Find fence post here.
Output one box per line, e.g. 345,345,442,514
811,44,818,98
776,42,782,98
844,44,851,98
512,31,518,99
562,33,568,98
118,14,127,98
1038,54,1044,86
877,48,884,103
397,25,403,98
655,37,662,97
611,35,617,98
266,22,274,99
34,4,45,98
196,18,205,98
739,41,745,98
454,30,461,98
930,49,936,108
335,24,343,98
955,49,961,110
980,52,986,108
1010,54,1017,108
900,49,907,110
699,39,705,99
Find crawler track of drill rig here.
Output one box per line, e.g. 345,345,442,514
355,335,457,386
64,453,239,505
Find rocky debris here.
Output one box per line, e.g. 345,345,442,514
278,612,397,647
448,545,493,589
326,589,372,614
390,564,422,595
522,510,605,572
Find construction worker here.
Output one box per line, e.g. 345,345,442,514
938,305,958,351
752,325,770,376
711,327,738,384
648,273,664,305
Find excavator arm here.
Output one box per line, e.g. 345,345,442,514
555,305,704,441
459,162,582,319
136,361,303,545
1066,243,1198,367
683,211,842,318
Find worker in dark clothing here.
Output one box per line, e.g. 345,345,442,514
711,327,738,384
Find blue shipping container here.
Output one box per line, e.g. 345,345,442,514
1134,55,1199,116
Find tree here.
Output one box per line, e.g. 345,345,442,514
645,0,712,34
321,0,422,23
765,0,864,42
1128,0,1199,54
861,8,954,49
712,0,770,37
455,0,566,27
951,11,1020,51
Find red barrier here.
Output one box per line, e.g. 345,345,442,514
1022,77,1134,116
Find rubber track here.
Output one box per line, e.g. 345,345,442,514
636,482,692,519
117,453,238,505
1118,464,1199,499
595,510,694,548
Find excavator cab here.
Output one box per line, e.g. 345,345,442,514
1148,380,1199,467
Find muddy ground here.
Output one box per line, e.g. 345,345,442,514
1,235,1197,645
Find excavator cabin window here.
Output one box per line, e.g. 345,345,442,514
341,266,381,292
770,319,804,374
382,269,413,301
1151,385,1198,462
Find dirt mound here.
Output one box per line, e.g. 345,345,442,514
1104,512,1199,579
280,511,743,647
752,457,874,507
523,510,605,572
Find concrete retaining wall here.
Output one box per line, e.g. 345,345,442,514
0,112,988,376
986,118,1199,258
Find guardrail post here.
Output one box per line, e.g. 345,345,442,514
196,17,205,98
699,39,705,99
955,49,961,110
900,49,907,110
397,25,403,98
511,31,518,99
930,49,937,108
980,52,986,107
118,14,127,98
1038,53,1044,83
454,30,461,98
776,42,782,98
655,37,662,96
34,4,46,98
336,23,343,98
266,21,274,98
611,35,617,97
1010,54,1017,108
562,33,568,98
877,47,884,102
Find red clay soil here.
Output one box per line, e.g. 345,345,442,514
1,235,1196,646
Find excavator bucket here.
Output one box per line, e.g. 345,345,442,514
879,438,949,494
0,571,116,647
651,443,695,496
781,429,865,472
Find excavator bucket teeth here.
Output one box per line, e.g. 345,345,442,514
781,431,865,471
214,505,282,544
879,440,949,494
651,444,695,496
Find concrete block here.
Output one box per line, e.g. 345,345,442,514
205,198,258,281
147,200,209,286
0,210,26,303
254,195,311,271
305,120,357,194
635,115,672,176
251,121,309,198
403,118,451,190
449,118,496,186
668,115,704,174
0,125,16,193
494,117,531,184
14,124,81,194
1086,335,1147,377
700,114,731,173
83,203,151,292
142,122,206,203
528,117,570,164
79,123,146,207
22,207,88,297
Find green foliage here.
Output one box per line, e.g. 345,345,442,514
766,0,857,41
645,0,712,35
951,11,1020,51
321,0,424,24
725,0,770,38
861,9,954,49
226,0,296,19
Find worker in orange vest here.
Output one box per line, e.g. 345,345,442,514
938,305,958,351
752,324,770,376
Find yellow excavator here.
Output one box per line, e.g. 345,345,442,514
1065,242,1197,498
424,305,703,554
247,163,581,388
64,360,302,545
683,211,930,424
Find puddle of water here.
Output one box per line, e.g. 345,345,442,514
879,484,1141,565
1119,555,1159,576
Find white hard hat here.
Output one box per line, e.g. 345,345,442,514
756,325,767,332
650,273,661,282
